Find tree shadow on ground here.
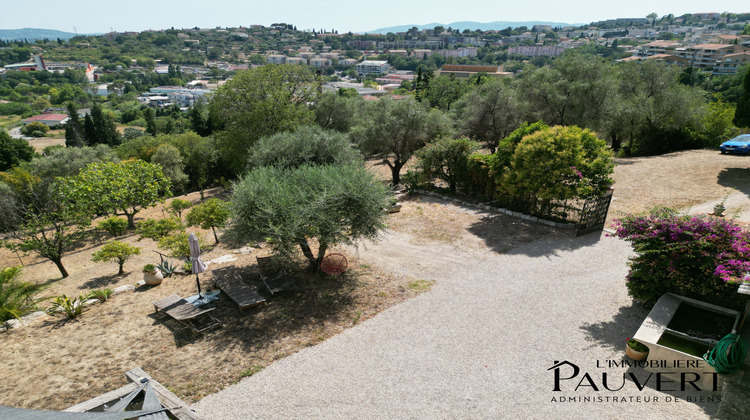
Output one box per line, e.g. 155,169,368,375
717,167,750,196
579,302,650,351
467,213,607,257
198,262,357,355
80,272,128,289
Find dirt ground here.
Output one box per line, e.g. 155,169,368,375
2,149,749,411
607,149,750,224
0,189,449,411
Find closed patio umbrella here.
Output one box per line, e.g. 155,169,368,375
189,232,207,297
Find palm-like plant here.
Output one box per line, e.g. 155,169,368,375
0,266,47,322
47,292,96,319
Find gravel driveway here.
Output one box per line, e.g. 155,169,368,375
195,205,720,419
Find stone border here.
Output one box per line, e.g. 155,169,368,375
412,189,577,229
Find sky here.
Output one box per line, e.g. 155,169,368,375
0,0,748,34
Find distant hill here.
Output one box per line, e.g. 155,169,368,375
0,28,101,41
365,21,582,34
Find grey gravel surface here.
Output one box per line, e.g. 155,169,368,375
195,220,720,419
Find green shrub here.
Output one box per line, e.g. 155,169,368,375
167,199,192,219
185,198,230,243
98,217,129,237
463,153,500,200
136,218,183,241
502,125,614,203
611,208,749,309
91,240,141,274
21,122,50,137
495,121,549,169
416,137,478,193
159,231,204,259
90,288,113,302
0,266,46,322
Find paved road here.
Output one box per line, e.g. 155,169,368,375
8,126,31,140
195,224,719,419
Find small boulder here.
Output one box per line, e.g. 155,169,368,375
113,284,136,295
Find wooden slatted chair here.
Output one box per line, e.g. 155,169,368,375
256,256,299,295
152,294,220,333
213,274,266,310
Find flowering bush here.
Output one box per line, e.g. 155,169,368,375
611,207,749,309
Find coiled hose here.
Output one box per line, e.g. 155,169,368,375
703,333,748,374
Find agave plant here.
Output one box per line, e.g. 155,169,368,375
47,293,97,319
0,266,47,322
155,260,177,278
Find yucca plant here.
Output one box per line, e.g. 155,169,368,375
0,266,47,322
47,292,96,319
90,288,113,303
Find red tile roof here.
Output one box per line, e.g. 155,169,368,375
24,113,68,122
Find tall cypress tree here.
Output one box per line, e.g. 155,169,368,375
83,113,96,145
145,108,157,136
64,102,84,148
734,69,750,128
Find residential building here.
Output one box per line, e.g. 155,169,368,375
436,65,513,81
266,55,287,64
636,41,680,57
674,44,750,69
507,45,568,57
338,58,357,67
286,57,307,65
412,49,433,59
356,60,390,76
436,47,478,58
22,113,69,127
387,49,408,56
348,40,377,50
713,52,750,75
310,57,332,67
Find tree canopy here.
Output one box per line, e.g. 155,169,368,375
227,164,390,270
210,64,320,175
0,130,35,171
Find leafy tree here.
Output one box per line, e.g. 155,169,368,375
22,144,117,179
0,130,35,171
249,125,362,170
451,80,523,153
136,217,183,241
86,103,121,146
416,137,479,193
144,108,157,136
210,64,320,175
66,160,172,228
0,266,46,322
91,240,141,274
167,199,192,219
151,144,189,192
21,122,50,137
227,164,390,270
97,216,129,237
424,74,466,111
313,91,364,132
186,198,230,243
158,231,204,259
1,170,90,278
64,102,85,148
734,68,750,128
351,97,453,185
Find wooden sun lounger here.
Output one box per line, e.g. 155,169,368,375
214,275,266,310
256,256,299,295
153,294,220,333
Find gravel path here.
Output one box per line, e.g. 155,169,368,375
195,222,720,419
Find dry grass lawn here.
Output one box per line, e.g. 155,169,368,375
0,188,427,410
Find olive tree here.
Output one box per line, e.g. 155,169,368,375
351,97,453,185
227,164,391,270
248,125,362,170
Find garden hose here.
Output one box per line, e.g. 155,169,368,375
703,333,748,374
